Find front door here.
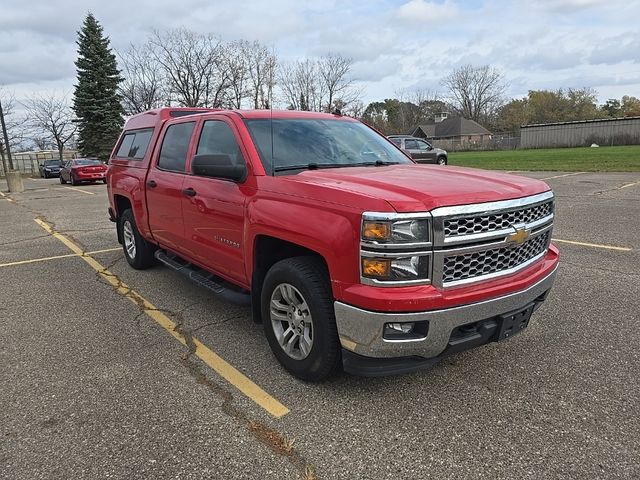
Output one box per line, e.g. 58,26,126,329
415,139,437,163
182,119,248,286
145,121,196,252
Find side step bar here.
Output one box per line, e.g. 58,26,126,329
155,250,251,305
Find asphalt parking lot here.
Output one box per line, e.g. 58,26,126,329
1,172,639,480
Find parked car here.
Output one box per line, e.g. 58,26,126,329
388,135,448,165
108,108,558,381
39,159,63,178
60,159,108,185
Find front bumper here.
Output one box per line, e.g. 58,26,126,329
335,264,557,372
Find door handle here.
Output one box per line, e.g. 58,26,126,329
182,187,197,197
147,180,157,188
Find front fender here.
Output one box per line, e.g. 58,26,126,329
246,196,362,296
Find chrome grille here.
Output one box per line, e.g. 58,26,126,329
431,191,555,287
444,200,553,237
442,231,550,283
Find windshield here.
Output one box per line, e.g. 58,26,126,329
75,159,103,166
245,118,412,175
44,160,62,166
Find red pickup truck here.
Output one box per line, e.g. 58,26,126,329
107,107,558,380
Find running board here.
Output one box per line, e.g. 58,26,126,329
154,250,251,305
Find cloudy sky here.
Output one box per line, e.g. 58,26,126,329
1,0,639,106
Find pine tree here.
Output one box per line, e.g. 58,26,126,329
73,13,124,160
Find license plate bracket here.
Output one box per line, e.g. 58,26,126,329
496,303,534,341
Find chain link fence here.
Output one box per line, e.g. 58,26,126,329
0,150,78,177
432,133,520,152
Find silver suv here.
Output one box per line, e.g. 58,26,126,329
388,135,448,165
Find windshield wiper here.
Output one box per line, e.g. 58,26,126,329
274,160,400,173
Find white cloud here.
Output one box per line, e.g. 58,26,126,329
395,0,459,23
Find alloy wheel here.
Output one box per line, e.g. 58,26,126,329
270,283,314,360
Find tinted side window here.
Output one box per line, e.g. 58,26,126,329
389,138,402,147
157,122,195,172
404,139,418,149
416,140,431,150
129,130,153,159
116,134,135,158
115,129,154,160
196,121,244,165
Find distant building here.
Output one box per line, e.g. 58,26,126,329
410,113,492,147
520,116,640,149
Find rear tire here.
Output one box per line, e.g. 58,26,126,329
60,175,67,184
118,209,156,269
261,257,340,381
70,174,77,186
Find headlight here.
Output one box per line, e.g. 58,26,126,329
361,254,431,283
362,217,430,245
360,212,433,286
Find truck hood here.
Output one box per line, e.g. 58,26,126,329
286,164,551,212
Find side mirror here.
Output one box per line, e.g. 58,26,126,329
192,154,246,182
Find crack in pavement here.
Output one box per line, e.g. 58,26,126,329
19,209,310,478
91,262,317,479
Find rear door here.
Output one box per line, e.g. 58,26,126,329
145,121,196,252
181,118,249,285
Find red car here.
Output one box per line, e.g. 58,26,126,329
60,158,108,185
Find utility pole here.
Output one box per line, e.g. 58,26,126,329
0,97,23,192
0,97,14,172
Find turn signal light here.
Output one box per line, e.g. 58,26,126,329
362,258,390,278
362,222,390,241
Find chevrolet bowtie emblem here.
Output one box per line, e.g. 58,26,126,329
506,226,530,247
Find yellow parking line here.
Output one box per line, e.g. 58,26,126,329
34,218,289,418
0,191,5,197
619,181,640,189
552,238,632,252
540,172,586,181
63,186,95,195
0,247,121,268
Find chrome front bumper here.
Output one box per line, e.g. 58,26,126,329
335,265,558,359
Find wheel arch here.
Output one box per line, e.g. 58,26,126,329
113,194,133,244
250,235,330,323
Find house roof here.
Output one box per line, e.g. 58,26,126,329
412,117,491,138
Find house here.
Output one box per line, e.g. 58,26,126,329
410,113,492,146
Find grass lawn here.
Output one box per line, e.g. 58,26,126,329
449,145,640,172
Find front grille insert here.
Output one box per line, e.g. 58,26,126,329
442,231,550,283
443,200,553,238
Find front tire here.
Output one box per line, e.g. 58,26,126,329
118,209,156,269
261,257,340,381
437,156,447,165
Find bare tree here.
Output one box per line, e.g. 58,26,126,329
279,54,361,112
279,59,321,111
317,54,360,112
224,41,250,109
245,41,277,109
149,28,229,107
118,42,167,114
442,65,506,122
24,93,77,161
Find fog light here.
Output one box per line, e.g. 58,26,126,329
386,322,415,334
